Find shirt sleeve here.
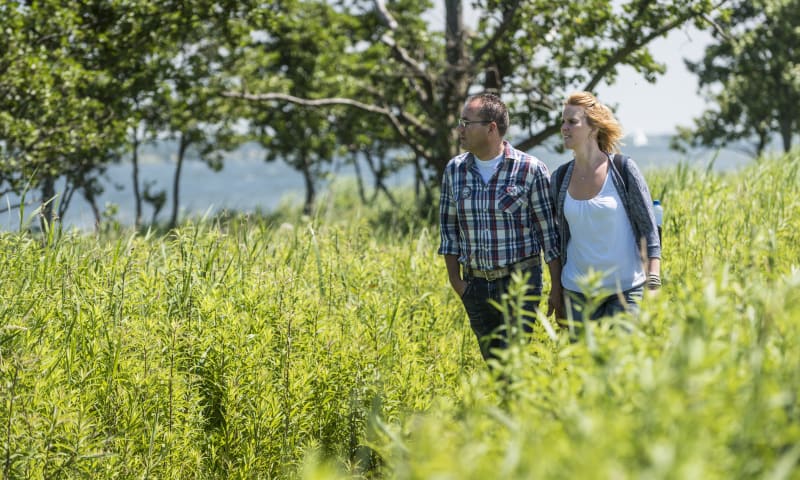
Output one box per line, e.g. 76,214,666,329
529,162,560,264
438,167,460,256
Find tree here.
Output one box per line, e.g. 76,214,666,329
226,0,724,189
153,1,249,229
337,113,411,209
158,58,243,229
222,0,368,214
0,1,248,229
0,1,129,227
0,1,196,228
104,0,249,229
673,0,800,156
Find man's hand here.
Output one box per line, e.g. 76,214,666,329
444,255,470,297
547,288,565,320
452,277,469,297
545,258,565,321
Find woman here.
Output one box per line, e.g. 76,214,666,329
550,91,661,323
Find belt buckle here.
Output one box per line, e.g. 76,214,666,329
485,267,507,281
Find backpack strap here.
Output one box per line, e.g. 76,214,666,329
553,163,567,195
612,153,629,190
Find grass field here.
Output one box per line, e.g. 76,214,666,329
2,150,799,479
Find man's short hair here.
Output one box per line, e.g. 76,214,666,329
468,92,509,137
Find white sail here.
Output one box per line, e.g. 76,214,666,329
632,129,649,146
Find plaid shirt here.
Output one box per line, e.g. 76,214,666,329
438,141,560,270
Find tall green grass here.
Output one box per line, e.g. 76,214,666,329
1,151,799,479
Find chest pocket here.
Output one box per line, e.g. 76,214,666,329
497,184,528,216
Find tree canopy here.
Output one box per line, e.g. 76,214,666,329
1,0,728,226
225,0,723,184
0,1,129,223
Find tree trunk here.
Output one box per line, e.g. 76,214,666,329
414,155,422,200
301,157,316,215
481,5,516,92
131,135,143,228
83,187,102,231
351,152,368,204
780,118,793,153
169,133,189,229
756,132,767,158
364,151,395,207
430,0,471,183
56,183,76,224
40,175,56,230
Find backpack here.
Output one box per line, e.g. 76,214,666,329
553,153,629,193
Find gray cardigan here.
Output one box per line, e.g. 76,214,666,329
550,155,662,270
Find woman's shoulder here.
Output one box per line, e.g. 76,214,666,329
549,160,574,193
552,159,574,175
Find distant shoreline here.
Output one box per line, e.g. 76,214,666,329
1,135,766,231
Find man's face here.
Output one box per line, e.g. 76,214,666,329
457,100,492,152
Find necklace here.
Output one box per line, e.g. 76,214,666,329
576,167,595,181
576,155,607,181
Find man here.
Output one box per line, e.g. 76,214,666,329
438,92,563,364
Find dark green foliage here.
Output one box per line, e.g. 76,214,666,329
226,0,721,186
673,0,800,157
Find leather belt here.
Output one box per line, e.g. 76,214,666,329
465,256,539,281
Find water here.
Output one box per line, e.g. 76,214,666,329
1,134,755,231
532,133,755,172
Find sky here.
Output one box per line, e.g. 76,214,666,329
597,26,714,135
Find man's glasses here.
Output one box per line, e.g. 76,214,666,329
458,118,493,128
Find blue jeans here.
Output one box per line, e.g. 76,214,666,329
460,265,542,363
564,285,644,323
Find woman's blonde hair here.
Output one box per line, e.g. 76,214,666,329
565,91,624,153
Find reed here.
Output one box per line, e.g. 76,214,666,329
1,150,798,478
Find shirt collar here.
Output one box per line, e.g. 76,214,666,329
468,140,511,166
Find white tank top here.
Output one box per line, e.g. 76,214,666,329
561,172,645,294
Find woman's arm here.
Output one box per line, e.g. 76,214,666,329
623,158,661,260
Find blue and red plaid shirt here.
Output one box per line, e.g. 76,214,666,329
438,141,560,270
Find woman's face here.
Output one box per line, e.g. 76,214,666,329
561,105,594,150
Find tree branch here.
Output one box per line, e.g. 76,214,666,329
374,0,399,30
380,34,435,103
516,123,561,153
376,0,436,106
224,90,435,136
583,20,684,93
223,91,391,115
700,12,733,42
473,2,522,66
384,111,433,161
224,89,434,157
517,2,727,152
582,0,729,93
